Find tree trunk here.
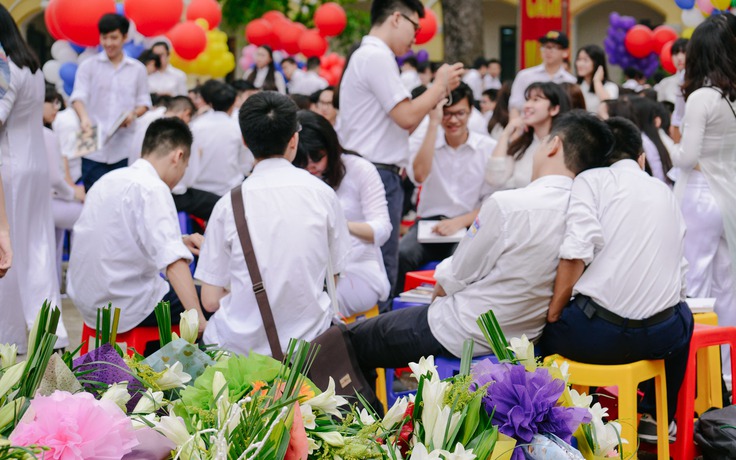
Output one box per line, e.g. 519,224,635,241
440,0,484,65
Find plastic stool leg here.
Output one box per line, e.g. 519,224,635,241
618,379,640,460
653,370,670,460
375,368,388,414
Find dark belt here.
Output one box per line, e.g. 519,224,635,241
372,162,404,176
573,295,676,328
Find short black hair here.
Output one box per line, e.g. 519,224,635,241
482,88,499,101
282,57,297,66
152,94,172,108
605,117,643,165
370,0,425,26
139,49,161,69
548,109,614,174
623,67,643,79
168,95,196,115
200,79,225,106
44,83,61,104
417,61,430,73
472,56,487,70
290,93,312,110
209,84,236,112
306,56,321,70
487,58,501,66
239,92,299,159
403,56,418,69
411,85,427,99
230,79,257,95
671,38,688,55
141,117,193,159
448,82,474,108
152,41,170,54
98,13,129,35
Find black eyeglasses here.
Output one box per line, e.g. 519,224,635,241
399,13,421,34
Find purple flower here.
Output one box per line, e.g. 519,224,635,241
471,360,590,458
73,343,145,412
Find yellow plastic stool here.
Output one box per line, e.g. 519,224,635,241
692,312,723,415
548,356,669,460
343,305,388,413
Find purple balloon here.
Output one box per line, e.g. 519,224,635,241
416,49,429,63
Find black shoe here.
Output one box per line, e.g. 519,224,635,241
638,413,676,443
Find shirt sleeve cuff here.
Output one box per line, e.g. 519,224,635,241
156,241,194,272
559,236,595,265
434,257,466,296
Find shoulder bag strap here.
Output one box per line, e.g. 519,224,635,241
230,187,284,361
709,86,736,121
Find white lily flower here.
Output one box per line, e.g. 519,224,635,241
304,377,348,418
589,402,609,422
594,420,628,456
408,443,444,459
429,406,462,451
508,335,536,371
409,356,439,381
315,431,345,447
179,310,200,344
307,437,320,455
0,344,17,369
568,389,593,409
101,382,132,412
155,415,191,446
300,403,316,430
0,361,25,399
157,361,192,390
421,378,450,448
383,395,410,429
131,413,158,429
359,408,376,425
445,443,476,460
132,389,164,414
212,371,228,400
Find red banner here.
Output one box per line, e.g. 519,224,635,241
519,0,569,69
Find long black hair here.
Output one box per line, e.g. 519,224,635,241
487,81,511,135
508,82,571,160
683,15,736,102
630,97,673,184
0,4,40,73
576,44,611,93
246,45,278,92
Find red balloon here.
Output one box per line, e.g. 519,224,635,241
185,0,222,30
624,25,654,59
245,19,274,47
276,22,303,55
299,29,328,57
652,25,678,55
125,0,183,37
55,0,116,47
415,9,438,45
314,2,347,37
660,40,677,74
262,10,286,25
167,21,207,60
44,0,67,40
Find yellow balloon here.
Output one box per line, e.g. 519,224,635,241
682,27,695,39
712,0,730,10
195,18,210,30
210,42,228,54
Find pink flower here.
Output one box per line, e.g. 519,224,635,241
10,390,138,460
285,403,309,460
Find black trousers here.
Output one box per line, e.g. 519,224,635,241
376,169,404,312
82,158,127,191
173,188,221,222
540,299,694,422
395,218,458,296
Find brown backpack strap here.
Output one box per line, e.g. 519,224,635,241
230,186,284,361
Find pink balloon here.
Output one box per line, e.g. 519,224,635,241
697,0,714,14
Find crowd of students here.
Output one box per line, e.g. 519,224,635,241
1,0,736,444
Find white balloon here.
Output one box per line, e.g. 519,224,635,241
50,40,78,63
682,8,705,28
42,60,62,84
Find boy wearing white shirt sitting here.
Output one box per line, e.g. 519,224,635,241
541,117,693,443
351,110,613,372
68,118,207,342
396,83,495,294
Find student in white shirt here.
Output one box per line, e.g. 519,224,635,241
288,56,329,96
70,14,151,190
68,118,208,343
52,108,82,184
480,88,498,124
622,67,649,92
350,110,614,368
508,31,576,117
196,92,351,356
338,0,464,310
311,87,338,126
130,96,195,166
295,110,391,316
462,57,487,102
148,42,188,96
229,80,258,122
484,58,502,90
400,56,422,92
486,82,571,190
397,83,495,294
487,82,512,140
666,39,688,142
574,45,619,114
542,117,692,442
244,45,286,94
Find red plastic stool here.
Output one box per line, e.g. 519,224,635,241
404,270,436,291
80,323,181,356
672,323,736,460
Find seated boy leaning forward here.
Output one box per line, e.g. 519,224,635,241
68,118,208,344
540,117,693,443
349,110,614,374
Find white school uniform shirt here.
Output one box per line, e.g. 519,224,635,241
462,68,484,101
485,135,540,190
468,108,491,136
70,52,151,164
67,159,193,332
147,66,188,96
337,36,411,167
580,80,619,114
51,108,82,183
244,66,287,94
484,74,502,90
656,74,681,105
129,106,166,165
400,69,422,93
509,64,576,112
289,69,328,96
429,175,573,356
560,160,687,319
414,131,496,218
190,110,252,196
195,158,351,356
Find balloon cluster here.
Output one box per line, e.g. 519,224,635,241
42,41,98,96
605,13,674,78
170,21,235,78
318,53,346,86
397,49,430,67
244,3,347,58
674,0,735,39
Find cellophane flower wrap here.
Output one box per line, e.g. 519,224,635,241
9,390,138,459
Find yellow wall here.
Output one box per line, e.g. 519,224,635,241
2,0,43,25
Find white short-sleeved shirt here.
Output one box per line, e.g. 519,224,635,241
195,158,351,356
70,52,151,164
429,175,573,356
580,80,619,114
288,70,328,96
415,131,496,218
51,109,82,182
509,64,576,111
147,66,188,96
129,106,166,165
67,159,192,332
400,69,422,93
462,69,484,101
190,111,252,196
337,36,412,167
484,75,502,91
560,160,687,319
